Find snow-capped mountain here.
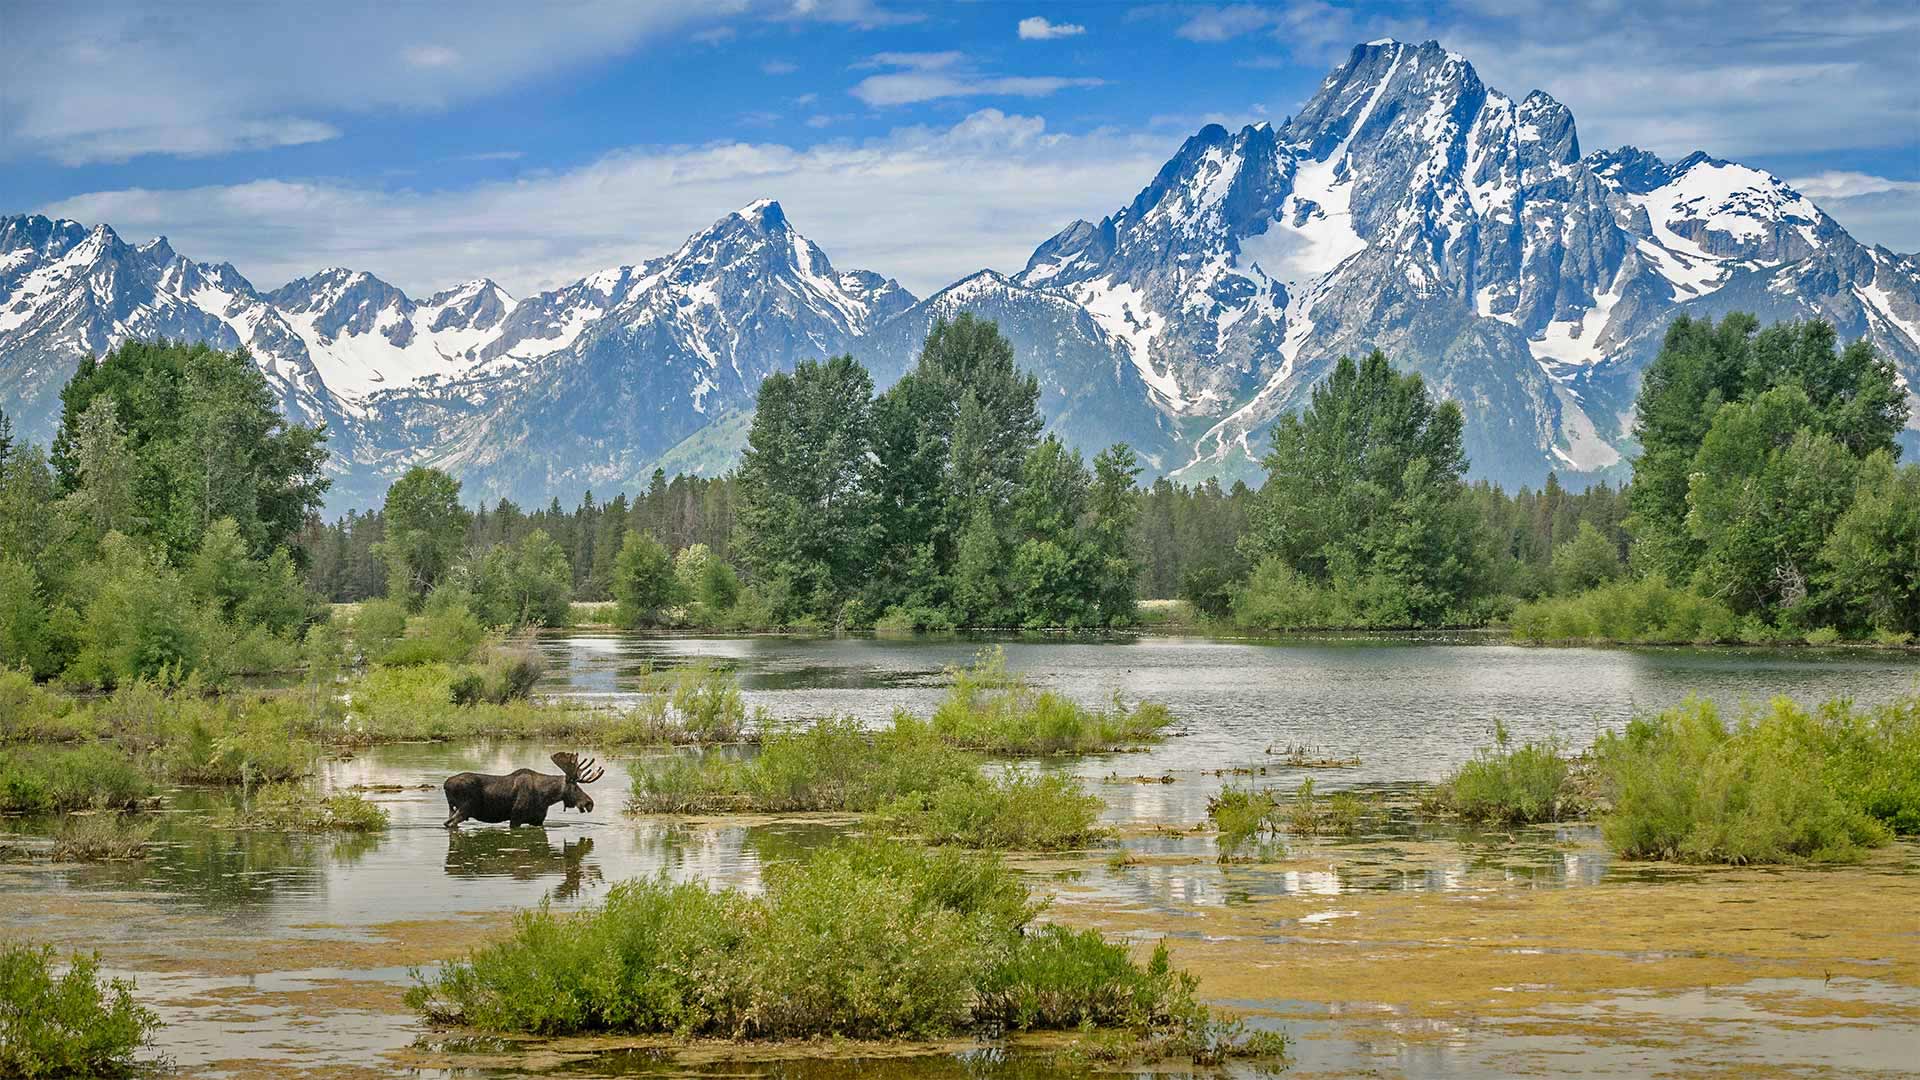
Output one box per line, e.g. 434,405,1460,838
363,198,916,502
4,38,1917,507
999,39,1920,485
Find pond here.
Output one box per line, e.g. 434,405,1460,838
4,633,1917,1078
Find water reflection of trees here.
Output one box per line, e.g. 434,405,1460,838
130,816,385,908
444,829,602,901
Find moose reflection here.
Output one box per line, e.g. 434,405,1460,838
442,751,605,828
444,830,602,900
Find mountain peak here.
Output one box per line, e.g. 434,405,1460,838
733,198,788,230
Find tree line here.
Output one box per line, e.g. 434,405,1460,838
3,310,1911,691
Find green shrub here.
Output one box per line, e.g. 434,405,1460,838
450,642,547,706
1207,786,1283,855
1437,722,1574,824
978,927,1192,1032
1231,557,1346,631
0,944,160,1077
0,746,152,813
217,783,388,832
406,837,1276,1058
1508,576,1739,644
352,599,408,661
0,670,95,744
50,815,153,862
883,770,1105,851
1323,791,1365,836
1593,697,1892,864
930,648,1171,754
1804,626,1842,646
382,589,486,666
629,715,985,815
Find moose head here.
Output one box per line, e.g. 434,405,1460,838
551,751,605,814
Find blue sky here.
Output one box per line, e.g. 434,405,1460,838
3,1,1915,297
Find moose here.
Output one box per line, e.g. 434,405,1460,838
441,752,605,829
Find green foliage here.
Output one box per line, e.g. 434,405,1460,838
929,648,1171,754
735,355,876,625
1592,697,1901,863
0,943,160,1077
449,642,548,707
1629,316,1907,583
374,467,472,609
471,528,573,628
0,746,152,813
1819,451,1920,634
1240,350,1478,628
1207,786,1283,855
1231,557,1346,630
406,837,1259,1055
350,599,408,661
1436,722,1574,824
1508,575,1739,644
977,927,1191,1032
882,770,1105,850
218,782,388,832
52,340,329,563
1550,520,1622,594
610,530,675,628
380,587,486,666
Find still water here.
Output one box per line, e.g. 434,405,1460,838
3,632,1916,1078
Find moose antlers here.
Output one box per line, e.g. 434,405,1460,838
550,752,605,785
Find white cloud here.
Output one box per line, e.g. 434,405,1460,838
0,2,734,165
761,59,799,75
850,52,1102,106
1792,172,1920,253
1792,171,1920,201
403,44,461,69
1018,16,1086,40
45,111,1172,297
858,50,966,70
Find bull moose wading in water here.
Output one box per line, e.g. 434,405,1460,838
442,752,605,828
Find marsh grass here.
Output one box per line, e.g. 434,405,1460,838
882,771,1106,851
630,717,1103,850
1435,721,1575,825
406,839,1285,1064
0,746,152,813
1592,696,1907,864
1206,785,1283,857
930,648,1172,755
216,783,388,833
0,943,160,1077
50,814,154,862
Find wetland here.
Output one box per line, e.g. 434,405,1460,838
4,632,1919,1078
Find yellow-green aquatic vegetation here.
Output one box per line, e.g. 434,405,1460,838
406,838,1284,1062
0,746,152,813
929,648,1172,754
216,782,388,832
0,943,161,1077
881,770,1106,851
1593,695,1908,864
50,814,153,862
1206,785,1284,855
1436,720,1575,825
